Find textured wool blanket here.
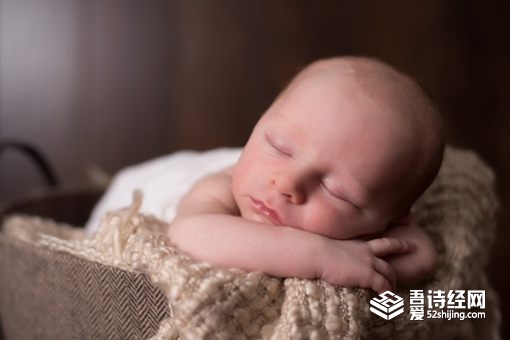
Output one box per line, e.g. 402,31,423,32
1,147,501,339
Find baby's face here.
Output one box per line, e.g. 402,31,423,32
232,68,424,239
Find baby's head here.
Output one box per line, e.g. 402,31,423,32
232,56,444,239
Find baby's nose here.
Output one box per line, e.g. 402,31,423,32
272,176,306,204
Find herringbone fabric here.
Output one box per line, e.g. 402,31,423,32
0,236,169,340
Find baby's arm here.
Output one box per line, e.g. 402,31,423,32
168,172,411,293
377,223,438,286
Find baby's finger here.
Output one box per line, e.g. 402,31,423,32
369,270,394,295
373,258,396,292
367,237,414,257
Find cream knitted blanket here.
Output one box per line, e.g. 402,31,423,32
3,147,501,339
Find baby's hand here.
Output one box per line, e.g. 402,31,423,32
377,224,438,285
318,237,413,294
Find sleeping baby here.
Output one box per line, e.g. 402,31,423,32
168,56,445,294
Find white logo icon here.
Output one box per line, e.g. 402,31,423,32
370,291,404,320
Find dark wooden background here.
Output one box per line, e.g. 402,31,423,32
1,0,508,336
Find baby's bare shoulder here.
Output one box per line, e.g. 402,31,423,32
177,167,238,215
190,167,233,194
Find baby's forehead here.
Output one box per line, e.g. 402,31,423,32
274,57,441,139
284,67,406,122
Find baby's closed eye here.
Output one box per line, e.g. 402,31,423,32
320,180,360,209
265,133,293,157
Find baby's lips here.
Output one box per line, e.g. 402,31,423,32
251,198,284,226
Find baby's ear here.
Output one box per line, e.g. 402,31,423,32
390,211,413,226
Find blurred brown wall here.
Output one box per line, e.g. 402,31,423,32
1,0,509,336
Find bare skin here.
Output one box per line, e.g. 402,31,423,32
168,57,443,294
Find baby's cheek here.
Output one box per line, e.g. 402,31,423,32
302,206,342,238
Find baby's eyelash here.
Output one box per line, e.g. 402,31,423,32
321,181,360,209
321,181,340,198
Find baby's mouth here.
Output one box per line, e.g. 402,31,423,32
251,198,284,226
